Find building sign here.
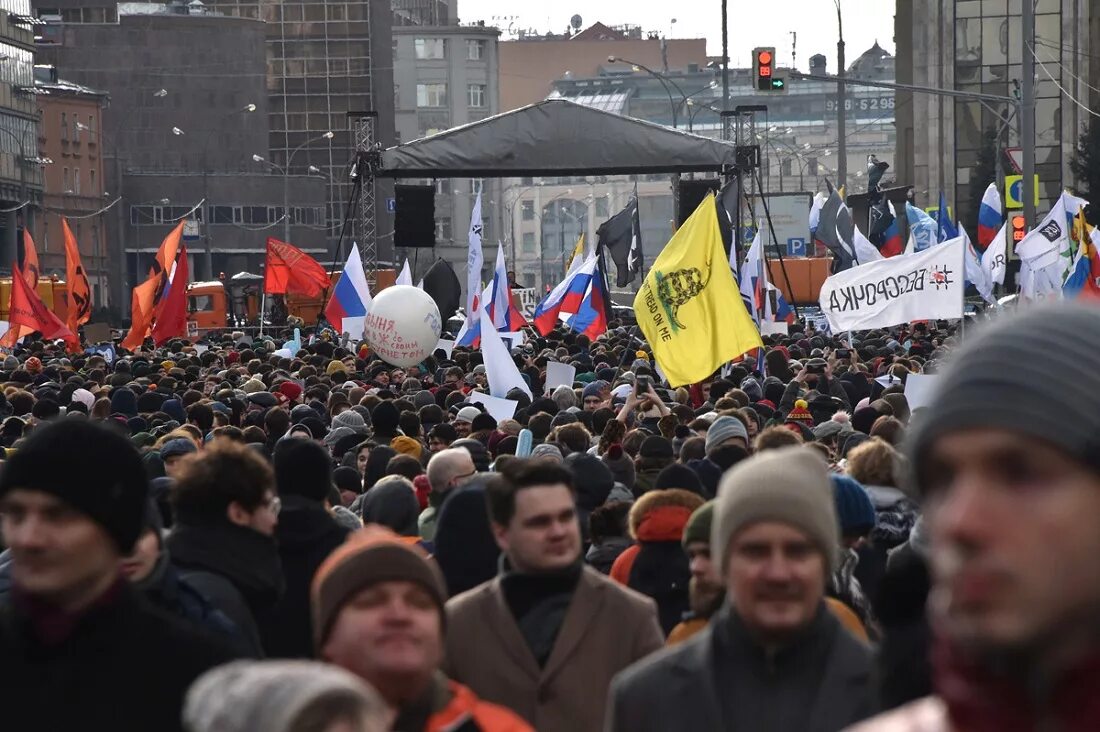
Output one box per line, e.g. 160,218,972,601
825,96,895,113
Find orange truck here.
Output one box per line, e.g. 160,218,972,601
186,268,398,335
0,276,70,324
766,257,832,305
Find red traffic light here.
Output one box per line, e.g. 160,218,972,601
757,50,772,65
1011,215,1027,242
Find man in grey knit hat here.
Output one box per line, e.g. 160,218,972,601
854,302,1100,732
607,446,876,732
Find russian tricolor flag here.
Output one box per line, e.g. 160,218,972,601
566,257,610,339
977,182,1003,250
880,201,904,257
454,282,491,347
533,255,598,336
324,245,372,336
489,245,527,332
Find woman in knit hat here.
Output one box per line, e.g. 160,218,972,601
632,435,675,497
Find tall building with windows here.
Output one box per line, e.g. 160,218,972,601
0,0,43,269
895,0,1097,226
203,0,396,266
392,23,500,286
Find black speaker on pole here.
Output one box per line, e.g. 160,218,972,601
677,178,722,225
394,184,436,248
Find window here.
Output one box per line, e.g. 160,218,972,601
435,179,447,195
469,178,483,194
73,168,80,194
89,169,95,192
467,83,486,108
595,197,609,218
522,232,536,252
781,158,793,177
521,200,535,220
416,83,447,108
414,38,445,60
436,218,452,241
467,39,486,60
60,112,67,141
523,273,536,288
62,167,69,191
807,157,819,176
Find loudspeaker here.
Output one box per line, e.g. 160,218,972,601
677,178,721,225
394,184,436,248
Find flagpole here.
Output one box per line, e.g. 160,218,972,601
259,292,266,337
753,167,801,319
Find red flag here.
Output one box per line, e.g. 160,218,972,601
62,218,92,334
264,237,330,297
20,229,39,290
151,245,189,346
122,221,184,350
3,259,77,350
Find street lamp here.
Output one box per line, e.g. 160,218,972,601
607,55,689,129
171,127,184,136
833,0,847,194
199,102,257,277
253,131,334,242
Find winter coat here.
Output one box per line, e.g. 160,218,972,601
444,565,663,732
606,602,877,732
632,465,664,497
780,377,852,413
258,496,350,658
857,484,919,604
168,521,284,658
609,489,704,635
0,583,235,732
585,537,633,574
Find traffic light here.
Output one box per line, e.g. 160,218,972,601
752,47,787,93
1011,214,1027,243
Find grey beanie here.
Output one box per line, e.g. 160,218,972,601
908,302,1100,490
705,415,749,454
414,390,436,409
712,446,839,574
331,410,369,435
531,442,564,463
740,377,763,403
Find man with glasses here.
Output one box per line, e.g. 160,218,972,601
167,440,285,658
420,447,478,541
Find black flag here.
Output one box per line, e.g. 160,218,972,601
716,177,740,261
420,258,462,324
814,188,857,273
597,189,643,288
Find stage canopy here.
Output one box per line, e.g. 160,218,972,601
377,98,738,178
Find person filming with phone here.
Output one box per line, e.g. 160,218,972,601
780,355,851,414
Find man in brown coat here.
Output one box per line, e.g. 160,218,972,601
444,460,663,732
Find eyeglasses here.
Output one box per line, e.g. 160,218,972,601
265,496,282,516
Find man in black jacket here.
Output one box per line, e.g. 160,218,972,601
0,420,233,732
167,439,284,657
257,437,350,657
607,447,876,732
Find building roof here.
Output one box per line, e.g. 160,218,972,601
33,68,109,100
848,41,893,77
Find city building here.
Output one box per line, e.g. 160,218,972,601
894,0,1097,225
501,41,896,292
0,0,44,269
204,0,397,269
497,21,708,111
392,22,501,282
31,2,327,312
32,65,109,310
392,0,453,27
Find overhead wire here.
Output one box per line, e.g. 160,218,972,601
1028,42,1100,119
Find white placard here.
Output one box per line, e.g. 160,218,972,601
761,321,789,336
818,238,965,332
498,331,526,350
903,373,940,410
434,338,455,359
468,392,518,423
544,362,576,392
193,344,209,356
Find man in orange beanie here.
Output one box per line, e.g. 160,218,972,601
312,527,532,731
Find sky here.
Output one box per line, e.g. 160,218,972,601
456,0,897,72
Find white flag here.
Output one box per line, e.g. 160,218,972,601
739,229,764,316
1015,191,1089,271
852,227,884,264
479,307,532,399
396,259,413,287
818,237,966,331
958,223,994,304
466,192,484,324
981,222,1008,289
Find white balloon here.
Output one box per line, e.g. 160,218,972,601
363,285,442,368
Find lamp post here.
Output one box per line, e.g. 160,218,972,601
190,102,256,279
253,131,332,243
833,0,847,195
607,55,689,129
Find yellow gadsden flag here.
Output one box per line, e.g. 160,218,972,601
633,194,762,387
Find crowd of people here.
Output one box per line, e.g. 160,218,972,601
2,301,1099,732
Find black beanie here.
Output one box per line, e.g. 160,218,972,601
909,302,1100,490
274,437,334,502
655,462,704,496
639,435,674,460
0,420,148,553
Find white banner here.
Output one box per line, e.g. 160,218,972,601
818,238,966,332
